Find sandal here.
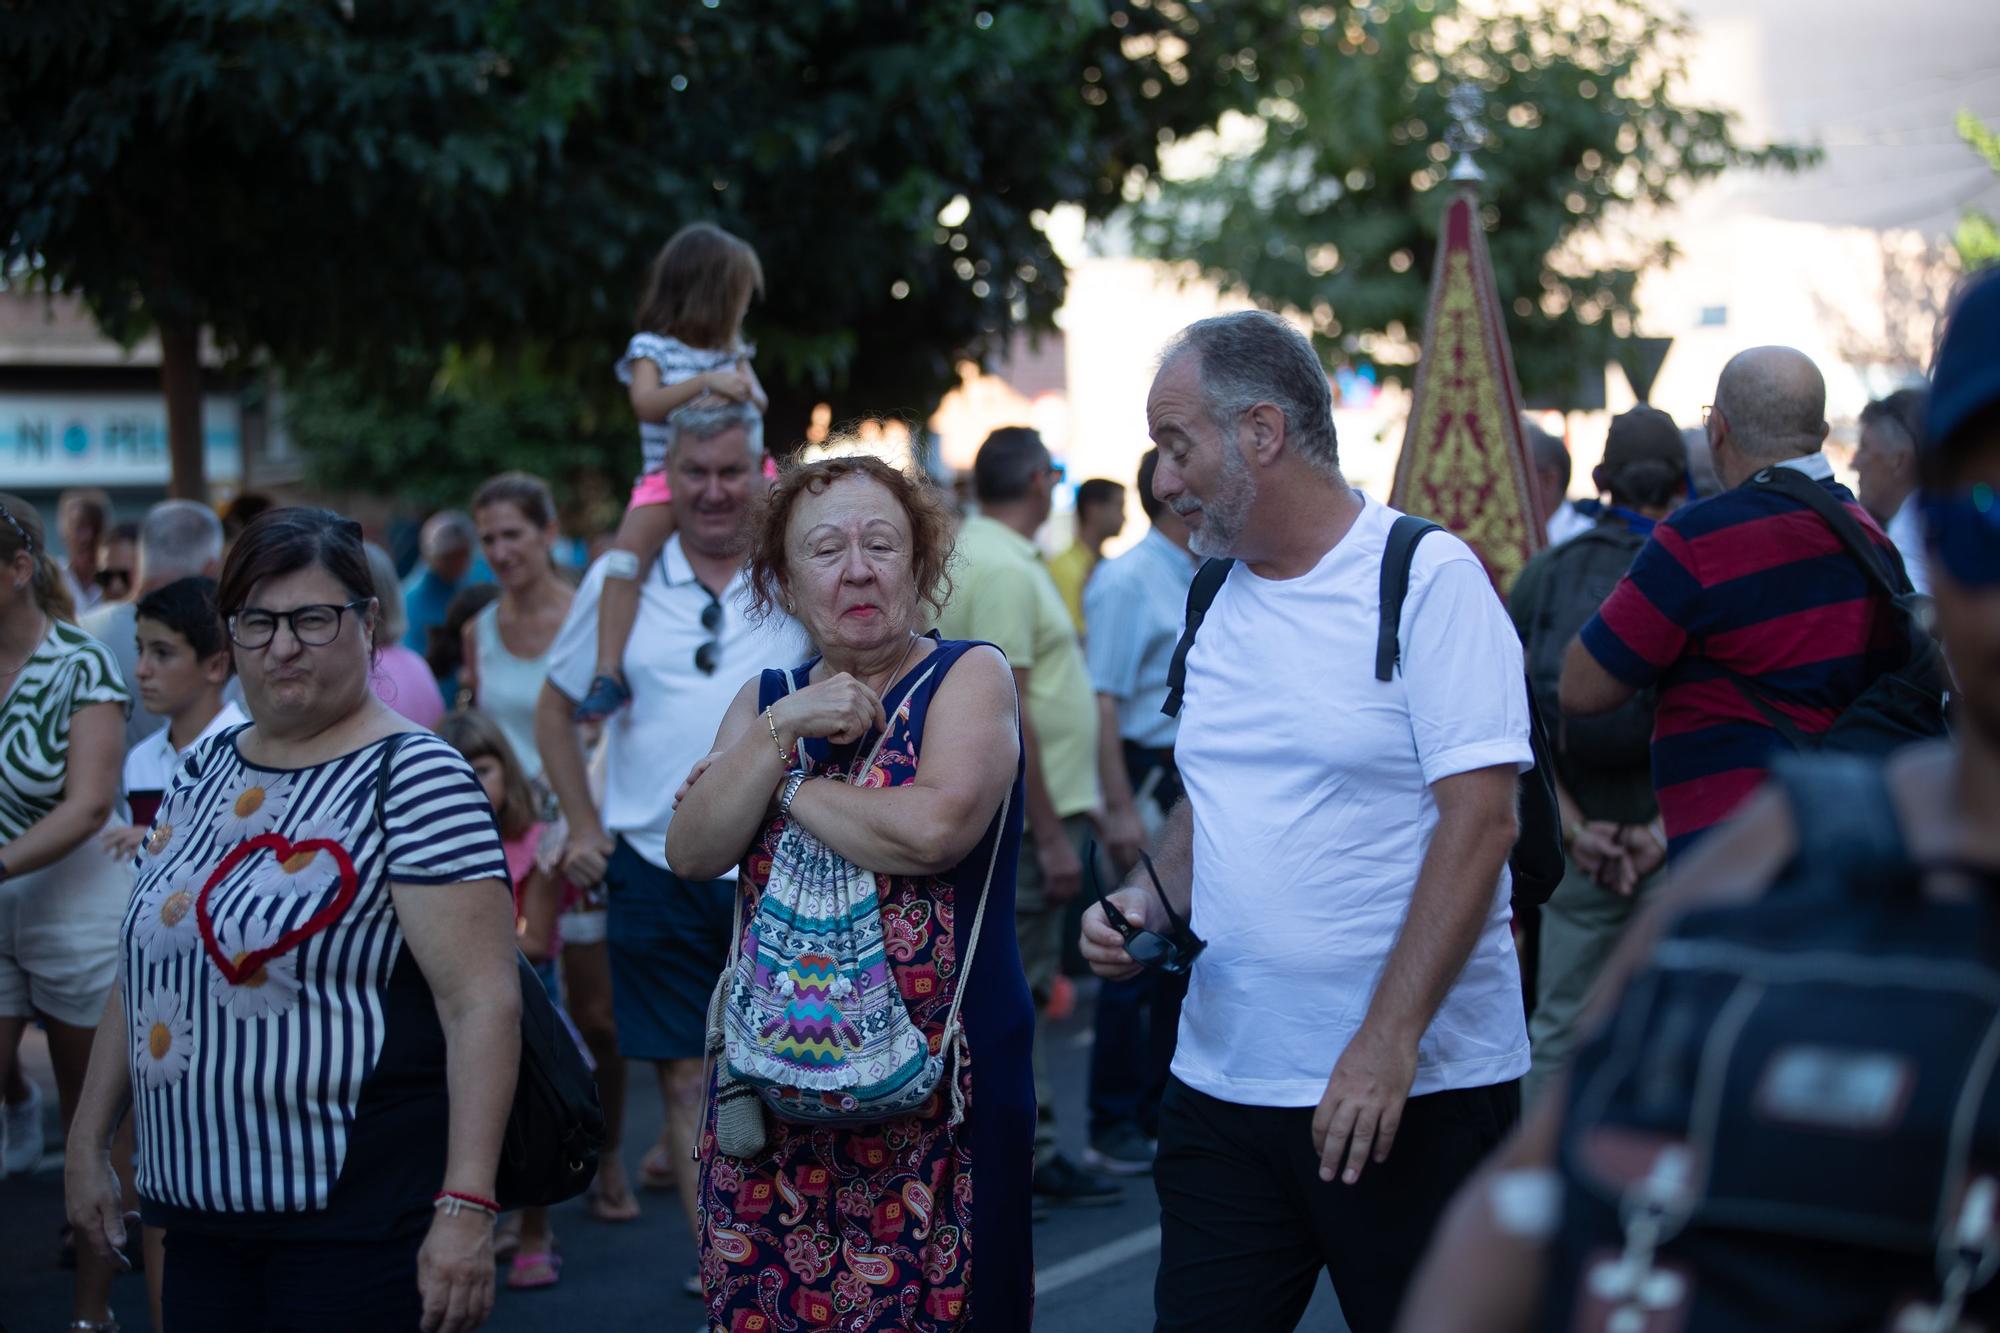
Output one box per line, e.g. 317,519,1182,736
506,1250,562,1291
571,673,631,724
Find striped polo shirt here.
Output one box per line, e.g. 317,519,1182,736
122,728,508,1231
1577,458,1908,858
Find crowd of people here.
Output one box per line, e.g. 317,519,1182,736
0,213,1994,1333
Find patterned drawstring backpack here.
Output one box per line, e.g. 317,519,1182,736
706,660,1007,1153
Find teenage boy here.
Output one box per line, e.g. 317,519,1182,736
102,577,245,855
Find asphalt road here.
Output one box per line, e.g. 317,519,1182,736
1,982,1346,1332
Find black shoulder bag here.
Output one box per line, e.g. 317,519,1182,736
374,735,605,1208
1162,515,1565,906
1727,468,1948,755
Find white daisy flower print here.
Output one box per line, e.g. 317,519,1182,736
206,916,302,1022
250,819,347,898
131,988,194,1090
212,775,290,845
142,816,184,861
132,869,201,958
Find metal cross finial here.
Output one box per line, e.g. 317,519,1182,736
1445,83,1488,183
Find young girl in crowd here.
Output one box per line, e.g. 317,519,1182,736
572,222,770,722
436,708,566,1290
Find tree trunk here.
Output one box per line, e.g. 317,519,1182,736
160,318,206,501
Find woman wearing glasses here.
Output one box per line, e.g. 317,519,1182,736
668,455,1036,1331
62,508,519,1333
0,492,130,1332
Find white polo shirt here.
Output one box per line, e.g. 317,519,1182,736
122,700,248,821
1171,495,1533,1107
546,536,808,874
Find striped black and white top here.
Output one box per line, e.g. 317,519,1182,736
121,727,507,1223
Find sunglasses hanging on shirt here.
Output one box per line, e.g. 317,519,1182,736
693,587,723,676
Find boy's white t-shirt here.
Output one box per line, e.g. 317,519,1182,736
123,701,249,809
1170,496,1533,1107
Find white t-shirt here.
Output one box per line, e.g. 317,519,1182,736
1886,491,1931,598
122,701,249,810
1171,495,1533,1107
545,536,807,873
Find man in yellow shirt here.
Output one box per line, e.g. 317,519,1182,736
936,426,1119,1207
1047,478,1127,635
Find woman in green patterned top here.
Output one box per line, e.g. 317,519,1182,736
0,491,131,1332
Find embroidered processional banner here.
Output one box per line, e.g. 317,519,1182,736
1390,188,1544,594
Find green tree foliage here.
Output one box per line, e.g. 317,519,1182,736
1125,0,1814,402
4,0,1303,502
1955,111,2000,271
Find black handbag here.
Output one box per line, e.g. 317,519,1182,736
373,736,604,1208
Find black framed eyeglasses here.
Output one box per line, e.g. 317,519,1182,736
1086,841,1205,975
693,589,723,675
228,599,373,649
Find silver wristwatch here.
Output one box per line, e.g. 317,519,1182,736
779,771,810,818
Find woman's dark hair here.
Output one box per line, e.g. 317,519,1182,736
135,576,230,668
747,456,957,625
1602,459,1687,511
472,471,557,530
435,708,538,840
428,582,502,683
634,223,764,351
216,508,374,617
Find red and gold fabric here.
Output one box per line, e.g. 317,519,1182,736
1391,187,1545,594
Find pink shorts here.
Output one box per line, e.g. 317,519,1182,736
627,471,672,511
626,455,780,513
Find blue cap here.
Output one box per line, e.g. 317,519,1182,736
1929,268,2000,452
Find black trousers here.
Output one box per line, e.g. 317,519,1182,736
1153,1075,1519,1333
162,1227,423,1331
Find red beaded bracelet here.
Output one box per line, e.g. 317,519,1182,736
433,1190,500,1218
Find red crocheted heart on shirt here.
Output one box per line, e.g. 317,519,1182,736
195,833,359,986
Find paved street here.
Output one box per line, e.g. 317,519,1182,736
2,981,1345,1331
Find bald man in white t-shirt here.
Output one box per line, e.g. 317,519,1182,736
1082,313,1531,1333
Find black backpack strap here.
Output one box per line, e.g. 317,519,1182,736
1376,516,1444,682
1161,558,1235,719
1767,752,1913,896
373,732,414,830
1750,467,1915,602
1730,470,1929,750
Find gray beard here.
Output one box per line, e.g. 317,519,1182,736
1184,447,1254,559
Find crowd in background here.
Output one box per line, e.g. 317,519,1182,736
1,242,1995,1333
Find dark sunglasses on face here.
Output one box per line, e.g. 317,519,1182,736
1923,483,2000,589
694,590,723,675
1086,841,1206,976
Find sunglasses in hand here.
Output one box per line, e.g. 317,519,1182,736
1086,842,1205,975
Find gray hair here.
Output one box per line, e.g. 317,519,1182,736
1714,346,1828,463
671,399,765,459
1158,311,1340,480
140,499,224,584
362,542,410,643
1523,417,1569,487
420,510,476,558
